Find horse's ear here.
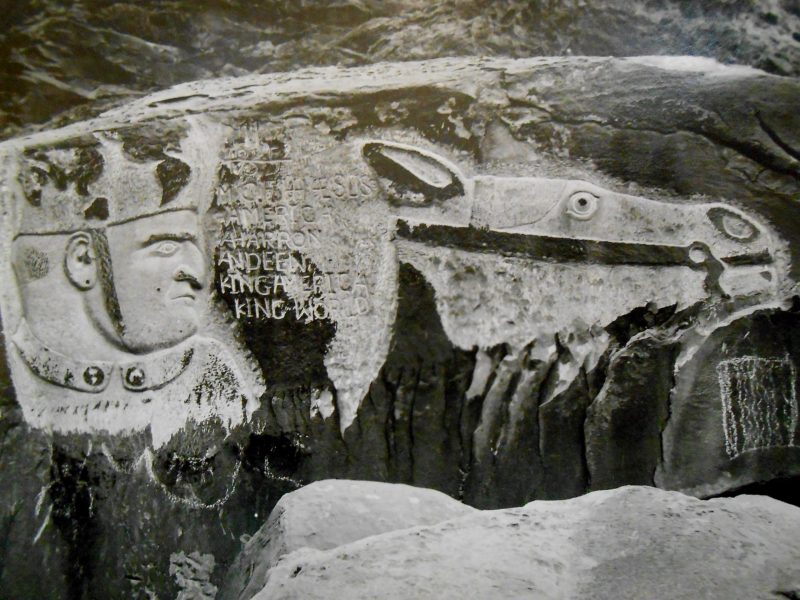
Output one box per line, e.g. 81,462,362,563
362,141,465,206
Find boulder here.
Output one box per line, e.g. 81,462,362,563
221,479,475,600
255,484,800,600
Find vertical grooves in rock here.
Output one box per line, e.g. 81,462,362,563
657,344,680,484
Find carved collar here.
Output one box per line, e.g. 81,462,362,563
12,320,195,393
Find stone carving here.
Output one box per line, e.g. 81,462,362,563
4,117,259,446
8,119,780,442
0,118,792,462
362,139,782,303
0,56,798,598
211,129,789,433
717,356,798,458
214,121,372,325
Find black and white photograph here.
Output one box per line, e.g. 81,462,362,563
0,1,799,598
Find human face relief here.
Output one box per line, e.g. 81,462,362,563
105,210,207,353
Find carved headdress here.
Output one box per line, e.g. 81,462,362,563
13,117,223,236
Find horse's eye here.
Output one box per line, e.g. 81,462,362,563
566,192,598,220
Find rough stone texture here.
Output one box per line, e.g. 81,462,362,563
254,484,800,600
585,332,678,490
657,306,800,496
221,479,475,600
1,56,799,597
2,1,800,139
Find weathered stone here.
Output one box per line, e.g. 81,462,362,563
3,1,800,139
0,408,71,598
0,55,799,597
462,342,553,508
221,479,475,600
254,485,800,600
585,332,679,490
658,305,800,497
535,337,599,500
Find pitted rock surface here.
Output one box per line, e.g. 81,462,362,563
253,484,800,600
221,479,475,600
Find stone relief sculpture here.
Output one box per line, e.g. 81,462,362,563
203,115,799,504
211,128,791,433
0,56,798,598
4,124,789,449
363,138,784,306
361,140,798,491
4,117,259,447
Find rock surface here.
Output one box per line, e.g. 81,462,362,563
2,0,800,139
222,479,475,600
1,54,800,597
253,484,800,600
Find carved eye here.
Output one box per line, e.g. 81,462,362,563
707,207,759,242
721,215,755,240
566,192,598,220
152,241,180,256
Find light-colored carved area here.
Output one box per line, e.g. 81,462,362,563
2,118,261,446
0,55,798,598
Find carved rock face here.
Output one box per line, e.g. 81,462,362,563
104,209,207,353
0,56,798,597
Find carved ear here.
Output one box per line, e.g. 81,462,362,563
64,232,97,291
362,141,465,206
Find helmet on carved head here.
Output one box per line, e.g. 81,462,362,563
11,117,224,353
15,117,221,235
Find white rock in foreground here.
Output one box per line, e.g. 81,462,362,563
253,485,800,600
223,480,476,600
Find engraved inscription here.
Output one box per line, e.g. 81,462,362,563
717,356,799,458
213,122,375,324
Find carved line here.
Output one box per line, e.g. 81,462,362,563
396,220,705,267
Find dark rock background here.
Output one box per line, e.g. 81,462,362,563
2,0,800,139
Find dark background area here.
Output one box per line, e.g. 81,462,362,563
1,0,799,139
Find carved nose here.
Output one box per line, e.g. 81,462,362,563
175,268,203,290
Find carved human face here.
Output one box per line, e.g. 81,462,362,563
103,209,207,353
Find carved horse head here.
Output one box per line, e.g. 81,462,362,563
362,140,786,303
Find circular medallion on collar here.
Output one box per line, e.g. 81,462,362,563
125,367,146,388
83,366,105,387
